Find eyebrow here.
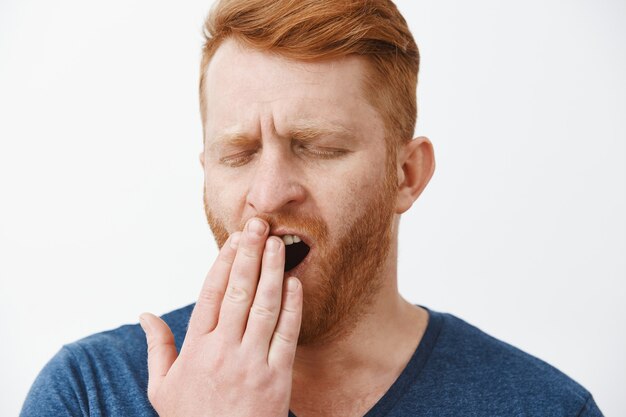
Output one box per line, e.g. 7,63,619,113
209,132,258,150
208,119,356,151
289,120,356,142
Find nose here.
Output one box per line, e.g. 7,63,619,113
245,148,306,215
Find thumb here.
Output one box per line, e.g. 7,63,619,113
139,312,178,398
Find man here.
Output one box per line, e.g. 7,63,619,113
21,0,603,416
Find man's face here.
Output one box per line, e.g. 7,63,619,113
200,39,399,346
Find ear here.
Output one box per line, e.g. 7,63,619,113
395,136,435,214
199,151,205,169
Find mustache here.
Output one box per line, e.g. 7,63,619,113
237,212,329,243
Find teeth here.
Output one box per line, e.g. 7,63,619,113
281,234,301,245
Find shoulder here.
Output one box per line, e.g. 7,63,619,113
70,303,194,358
411,309,603,416
435,312,585,391
61,303,194,373
21,304,194,417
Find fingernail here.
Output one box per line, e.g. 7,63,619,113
287,277,299,293
230,232,241,249
247,218,267,236
266,237,281,253
139,314,151,333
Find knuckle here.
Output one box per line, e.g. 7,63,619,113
244,371,272,390
274,330,295,345
250,303,277,319
268,262,284,274
239,245,260,259
257,282,281,300
217,250,235,266
225,284,250,303
263,250,284,268
206,337,240,371
146,336,175,355
281,304,299,314
207,344,228,370
198,285,224,306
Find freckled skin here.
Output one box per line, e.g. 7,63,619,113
199,39,397,345
202,39,388,227
142,36,434,417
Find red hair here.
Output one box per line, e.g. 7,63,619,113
200,0,420,150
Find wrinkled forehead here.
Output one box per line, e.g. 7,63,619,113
201,38,384,142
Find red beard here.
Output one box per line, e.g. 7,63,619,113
203,161,397,346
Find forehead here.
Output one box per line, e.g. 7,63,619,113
201,38,384,139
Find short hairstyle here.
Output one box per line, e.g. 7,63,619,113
199,0,420,151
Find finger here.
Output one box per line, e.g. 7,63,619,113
241,236,285,358
139,313,178,400
216,217,268,342
187,232,241,337
268,277,302,370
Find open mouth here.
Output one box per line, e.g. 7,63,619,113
280,234,310,272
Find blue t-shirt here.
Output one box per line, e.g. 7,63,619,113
21,305,603,416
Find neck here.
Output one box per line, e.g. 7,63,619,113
292,287,425,383
290,224,429,404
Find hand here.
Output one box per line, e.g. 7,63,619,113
139,217,303,417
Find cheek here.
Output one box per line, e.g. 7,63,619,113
314,171,378,237
204,178,246,228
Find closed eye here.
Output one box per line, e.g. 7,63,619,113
219,150,257,167
294,142,348,159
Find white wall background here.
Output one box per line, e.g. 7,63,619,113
1,0,624,415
